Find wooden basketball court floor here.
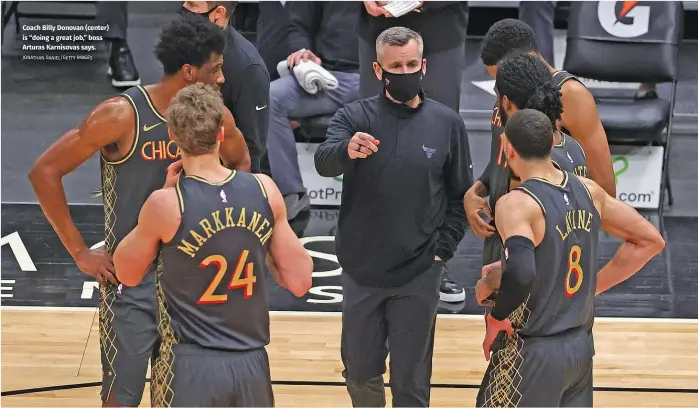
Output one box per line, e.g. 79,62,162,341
2,307,696,407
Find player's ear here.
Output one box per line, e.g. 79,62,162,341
217,126,224,142
421,59,427,75
373,61,383,81
182,64,195,82
501,95,513,113
167,128,175,142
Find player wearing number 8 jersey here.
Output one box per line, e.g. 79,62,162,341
113,83,313,407
474,109,664,407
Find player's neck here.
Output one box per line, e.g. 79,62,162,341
553,130,562,144
157,75,190,100
182,153,230,182
517,161,563,184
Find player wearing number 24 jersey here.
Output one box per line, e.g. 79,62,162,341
113,84,313,407
474,110,664,408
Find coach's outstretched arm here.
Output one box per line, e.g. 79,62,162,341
257,174,313,297
582,178,665,295
28,98,134,285
315,107,357,177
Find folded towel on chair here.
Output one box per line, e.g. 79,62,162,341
276,58,339,95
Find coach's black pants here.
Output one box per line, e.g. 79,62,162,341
341,264,441,407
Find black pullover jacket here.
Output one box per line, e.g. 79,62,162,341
314,91,473,288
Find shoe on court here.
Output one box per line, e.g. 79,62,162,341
439,266,465,303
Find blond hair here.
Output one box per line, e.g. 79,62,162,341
165,83,225,155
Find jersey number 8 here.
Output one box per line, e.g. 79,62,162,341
198,251,257,304
565,245,584,298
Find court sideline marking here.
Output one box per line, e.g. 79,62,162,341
2,306,697,324
2,307,697,396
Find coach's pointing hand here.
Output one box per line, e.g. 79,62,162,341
348,132,380,160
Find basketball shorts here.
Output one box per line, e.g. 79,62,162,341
99,269,159,406
482,229,503,266
476,326,595,407
151,344,274,407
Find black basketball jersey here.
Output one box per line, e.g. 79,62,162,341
488,102,510,216
101,85,179,254
488,70,586,213
552,70,586,137
157,171,275,351
506,171,600,337
552,132,589,178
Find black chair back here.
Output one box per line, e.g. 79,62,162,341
564,1,683,83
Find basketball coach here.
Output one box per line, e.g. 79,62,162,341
314,27,473,407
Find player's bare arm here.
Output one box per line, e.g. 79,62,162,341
475,191,543,304
114,185,181,287
219,107,252,172
581,177,665,295
256,173,313,297
28,97,135,285
464,179,495,238
480,191,545,358
560,81,616,197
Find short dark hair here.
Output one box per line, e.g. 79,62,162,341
496,53,563,129
209,1,238,17
505,109,554,160
155,15,226,75
480,19,538,66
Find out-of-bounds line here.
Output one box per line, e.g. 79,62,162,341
3,380,697,397
3,307,697,324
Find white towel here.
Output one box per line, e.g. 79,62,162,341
276,59,339,95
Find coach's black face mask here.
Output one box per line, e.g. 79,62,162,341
179,5,217,23
380,65,423,103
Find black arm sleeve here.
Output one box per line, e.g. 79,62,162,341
314,107,354,177
223,64,270,163
478,162,491,192
286,2,321,52
435,118,473,261
490,236,537,321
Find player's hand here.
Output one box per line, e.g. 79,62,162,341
464,189,495,238
475,279,495,307
483,314,514,361
348,132,380,160
74,246,117,286
363,1,386,17
481,260,501,279
164,160,183,188
286,49,321,69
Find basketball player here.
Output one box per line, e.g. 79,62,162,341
475,52,589,303
28,17,250,407
113,83,313,407
475,109,664,407
465,18,615,274
499,53,589,182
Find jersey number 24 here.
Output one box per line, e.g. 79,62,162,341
565,245,584,298
197,251,257,304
